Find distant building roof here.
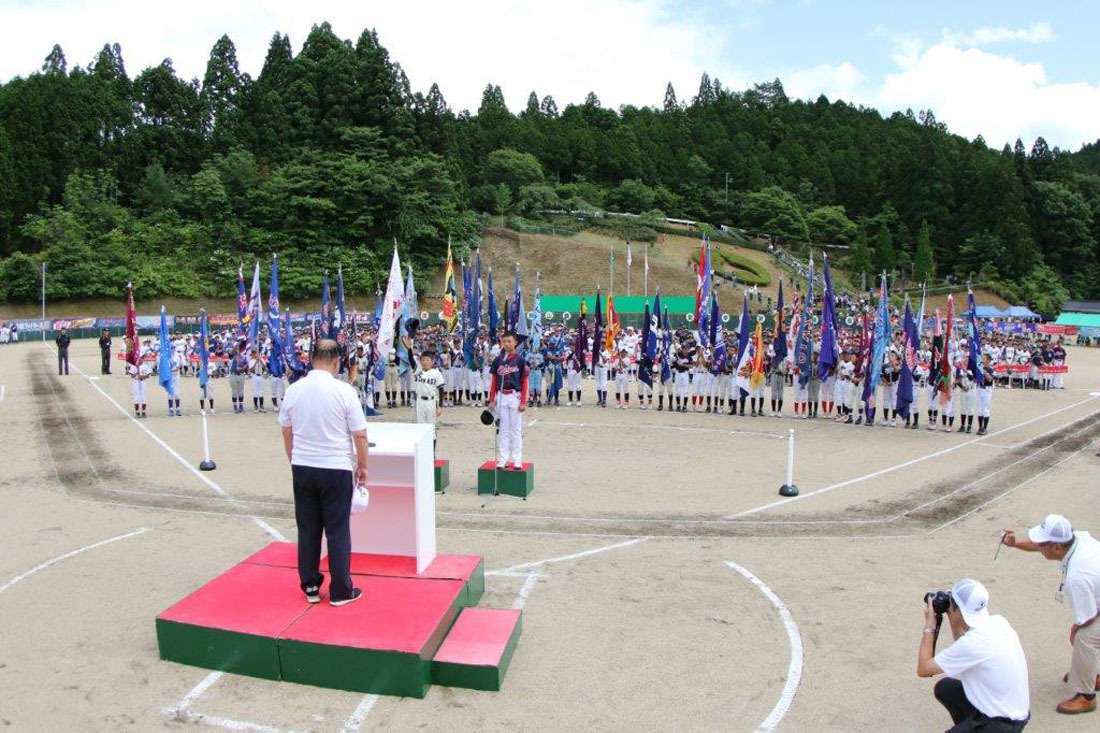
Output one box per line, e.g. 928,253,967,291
1055,312,1100,328
1062,300,1100,315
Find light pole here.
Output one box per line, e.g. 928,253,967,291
724,172,732,211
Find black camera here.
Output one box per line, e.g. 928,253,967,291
924,590,951,615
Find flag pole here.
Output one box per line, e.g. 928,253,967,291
644,243,649,298
627,243,631,297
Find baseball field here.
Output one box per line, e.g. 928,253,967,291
1,338,1097,731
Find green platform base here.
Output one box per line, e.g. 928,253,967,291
431,609,523,691
434,459,450,493
477,462,534,498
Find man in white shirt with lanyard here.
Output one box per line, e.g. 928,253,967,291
1004,514,1100,714
917,578,1031,731
278,339,368,607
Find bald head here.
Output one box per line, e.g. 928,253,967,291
313,339,341,370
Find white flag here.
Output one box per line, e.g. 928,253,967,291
374,248,405,365
626,243,633,267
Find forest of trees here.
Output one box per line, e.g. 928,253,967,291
0,22,1098,312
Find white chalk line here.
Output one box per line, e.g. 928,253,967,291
447,417,781,439
487,537,649,575
726,560,803,733
727,395,1100,518
931,435,1099,534
0,527,150,596
0,384,6,404
68,360,285,541
340,694,379,733
441,415,1098,530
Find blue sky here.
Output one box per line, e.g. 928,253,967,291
2,0,1097,150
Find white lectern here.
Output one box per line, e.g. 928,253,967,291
349,422,436,573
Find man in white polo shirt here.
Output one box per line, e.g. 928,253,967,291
278,339,368,607
917,578,1031,731
1004,514,1100,714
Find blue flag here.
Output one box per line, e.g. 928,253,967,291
462,261,474,369
198,309,210,390
592,290,603,364
158,306,173,394
698,245,712,347
863,274,890,403
320,272,331,338
267,255,284,377
639,302,654,388
530,273,543,351
372,285,383,328
818,254,838,382
236,265,248,344
660,305,672,383
896,298,916,419
285,308,303,375
794,254,815,387
773,280,787,362
967,289,984,387
487,269,498,343
333,268,346,345
710,293,726,374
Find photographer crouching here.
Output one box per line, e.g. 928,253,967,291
917,579,1031,731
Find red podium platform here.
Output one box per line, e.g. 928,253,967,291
156,543,517,698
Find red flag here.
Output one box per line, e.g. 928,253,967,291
124,282,138,366
694,239,706,322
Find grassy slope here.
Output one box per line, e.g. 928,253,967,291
0,229,1011,319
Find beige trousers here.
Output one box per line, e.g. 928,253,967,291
1070,619,1100,695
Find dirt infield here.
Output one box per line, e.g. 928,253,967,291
1,338,1098,731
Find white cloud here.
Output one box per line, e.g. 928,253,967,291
0,0,746,114
878,42,1100,149
941,21,1056,48
784,61,865,103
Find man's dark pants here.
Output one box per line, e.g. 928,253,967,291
935,678,1027,732
101,348,111,374
292,464,354,601
58,351,69,375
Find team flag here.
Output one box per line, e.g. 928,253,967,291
487,268,498,343
397,264,415,377
530,272,543,351
334,267,348,345
896,297,917,419
818,254,838,381
443,241,458,332
124,282,138,366
158,306,173,394
639,301,654,388
574,300,587,375
592,290,603,362
939,295,955,403
374,247,404,373
697,244,713,346
513,264,529,345
694,237,708,324
862,273,890,406
967,289,984,387
372,284,383,328
735,293,753,395
236,265,248,342
793,254,815,387
320,271,332,338
461,260,475,369
604,293,620,351
267,256,284,377
773,280,787,363
710,293,726,374
247,261,261,348
198,309,210,390
285,308,303,374
660,305,672,383
750,322,766,391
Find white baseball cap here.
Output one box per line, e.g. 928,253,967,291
951,578,990,628
1027,514,1073,544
